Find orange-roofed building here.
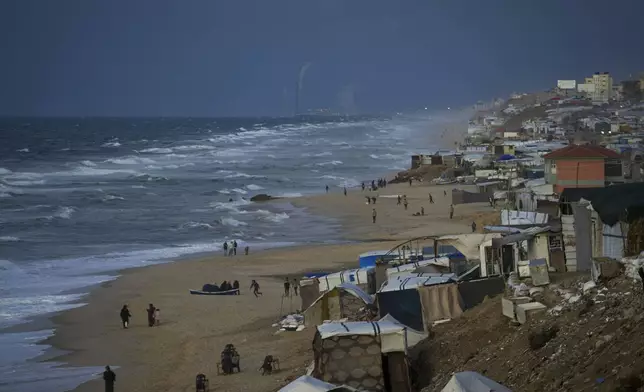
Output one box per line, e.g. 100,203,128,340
543,144,624,193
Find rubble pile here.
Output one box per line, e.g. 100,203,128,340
411,272,644,392
273,313,305,332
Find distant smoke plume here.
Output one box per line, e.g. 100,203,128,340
295,62,312,114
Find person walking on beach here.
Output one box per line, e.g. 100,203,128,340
233,240,238,256
397,195,402,205
343,187,347,196
449,204,454,219
146,304,156,327
228,241,234,256
292,278,299,296
283,277,291,297
119,305,131,329
223,241,228,256
403,200,408,210
429,193,434,204
244,246,249,255
250,280,262,297
444,190,447,197
409,178,412,187
325,185,329,193
471,221,477,233
361,182,365,191
103,366,116,392
372,208,377,224
421,206,425,216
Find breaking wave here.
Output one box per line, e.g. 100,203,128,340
220,217,247,227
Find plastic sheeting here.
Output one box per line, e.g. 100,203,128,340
386,257,450,278
435,234,502,260
378,276,455,293
279,375,355,392
317,317,427,353
501,210,548,225
441,371,512,392
319,267,375,292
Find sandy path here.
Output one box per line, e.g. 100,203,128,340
49,180,495,392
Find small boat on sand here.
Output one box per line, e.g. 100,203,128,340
189,289,240,296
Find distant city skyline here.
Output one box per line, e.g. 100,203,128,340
1,0,644,117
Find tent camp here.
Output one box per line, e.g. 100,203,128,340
386,257,451,279
441,371,512,392
279,375,359,392
377,276,463,331
318,267,377,294
312,317,426,392
303,283,374,327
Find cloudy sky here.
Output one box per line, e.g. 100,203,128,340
1,0,643,116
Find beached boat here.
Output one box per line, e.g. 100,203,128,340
189,288,240,295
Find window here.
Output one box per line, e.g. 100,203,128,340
550,162,557,174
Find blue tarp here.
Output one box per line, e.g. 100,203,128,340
497,154,516,161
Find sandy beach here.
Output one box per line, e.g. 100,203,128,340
47,181,496,392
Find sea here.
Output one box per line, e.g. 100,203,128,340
0,111,468,391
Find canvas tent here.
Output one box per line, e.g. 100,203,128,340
441,371,512,392
279,375,359,392
303,283,373,327
377,276,463,331
318,267,377,294
313,318,426,392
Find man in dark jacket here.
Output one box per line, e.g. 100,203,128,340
103,366,116,392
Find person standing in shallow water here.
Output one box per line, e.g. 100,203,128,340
119,305,131,329
103,366,116,392
343,187,347,196
223,241,228,256
283,277,291,296
233,240,238,256
325,185,329,193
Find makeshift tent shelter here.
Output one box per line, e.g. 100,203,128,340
300,278,321,310
319,267,377,294
377,276,463,331
441,371,512,392
303,284,374,327
386,257,451,279
312,318,426,392
279,375,359,392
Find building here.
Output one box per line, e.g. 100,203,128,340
543,144,623,193
577,83,595,96
621,80,642,102
590,72,613,102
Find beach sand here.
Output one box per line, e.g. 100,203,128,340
48,181,497,392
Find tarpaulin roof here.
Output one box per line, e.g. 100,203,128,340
306,283,373,314
435,234,502,260
560,183,644,225
378,275,455,293
441,371,512,392
278,376,359,392
491,226,553,248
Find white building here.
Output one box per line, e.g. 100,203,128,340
590,72,613,102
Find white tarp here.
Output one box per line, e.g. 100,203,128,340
501,210,548,225
279,375,341,392
316,319,427,353
378,276,455,293
435,234,502,260
307,283,374,311
441,371,512,392
386,256,450,278
319,267,374,292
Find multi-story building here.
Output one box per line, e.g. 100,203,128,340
589,72,613,102
543,144,623,193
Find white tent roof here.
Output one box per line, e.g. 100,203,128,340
378,275,455,293
441,372,512,392
279,376,343,392
317,317,427,353
386,256,450,277
306,283,373,312
435,234,501,260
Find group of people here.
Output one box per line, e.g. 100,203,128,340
283,277,299,297
220,280,241,293
396,194,409,210
361,178,387,191
223,240,249,256
118,303,160,329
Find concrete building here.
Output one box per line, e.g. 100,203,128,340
543,145,623,193
589,72,613,102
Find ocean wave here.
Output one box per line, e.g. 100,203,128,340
146,163,195,170
209,199,251,212
216,170,265,179
255,210,290,223
173,144,216,152
46,206,76,220
302,151,333,157
0,236,20,242
246,184,264,191
139,147,173,154
101,194,125,202
369,153,397,160
16,148,30,153
276,192,303,198
0,167,12,175
179,221,215,230
130,174,168,182
105,156,156,165
316,160,343,166
101,138,121,148
79,160,96,167
231,188,248,194
220,217,247,227
319,175,344,180
218,189,231,194
3,179,46,186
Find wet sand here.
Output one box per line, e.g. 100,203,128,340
49,181,496,392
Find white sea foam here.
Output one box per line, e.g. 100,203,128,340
246,184,264,191
102,194,125,202
219,189,231,194
16,148,30,153
220,217,247,227
106,156,156,165
101,139,121,148
180,221,215,230
0,236,20,242
0,167,12,175
255,210,290,223
369,153,397,160
316,160,343,166
140,147,173,154
54,206,75,219
79,160,96,167
319,175,344,180
276,192,303,198
173,144,216,152
3,179,46,186
231,188,248,194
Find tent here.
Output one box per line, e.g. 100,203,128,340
377,276,463,331
279,375,359,392
318,267,377,294
386,256,451,279
313,318,426,392
303,283,373,327
441,371,512,392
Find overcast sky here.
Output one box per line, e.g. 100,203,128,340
1,0,643,117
